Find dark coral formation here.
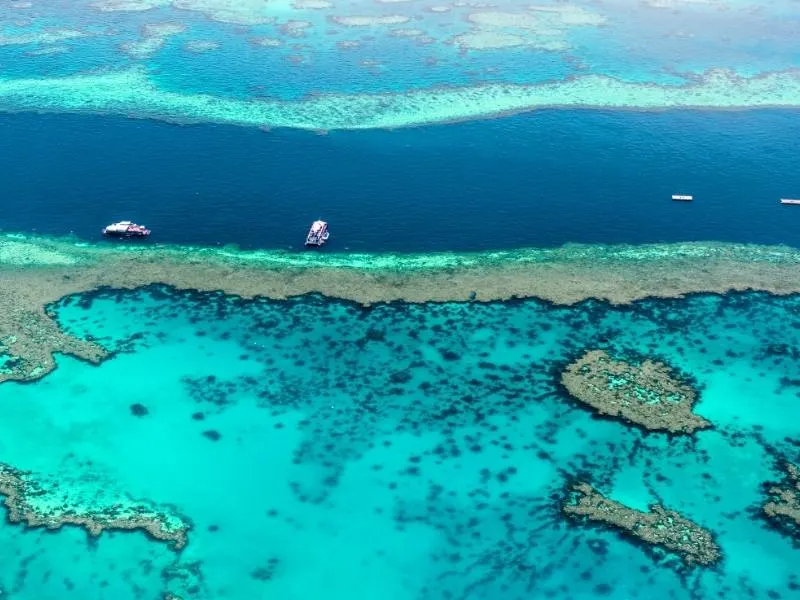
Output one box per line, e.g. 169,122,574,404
130,403,149,416
561,350,710,434
563,481,721,566
0,463,189,551
763,462,800,538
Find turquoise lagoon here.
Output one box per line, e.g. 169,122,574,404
1,286,799,599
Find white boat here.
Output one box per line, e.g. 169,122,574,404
305,220,330,246
671,194,693,202
102,221,151,238
780,199,800,205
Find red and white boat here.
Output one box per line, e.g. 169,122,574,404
305,220,330,247
102,221,151,238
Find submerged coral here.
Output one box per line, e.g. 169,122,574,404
0,463,189,550
763,462,800,539
560,350,710,433
563,481,721,566
4,67,800,131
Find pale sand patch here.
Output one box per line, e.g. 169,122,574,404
454,31,527,49
0,29,90,46
184,39,220,52
142,22,187,37
121,22,186,59
170,0,275,25
647,0,718,7
281,20,313,36
25,46,70,56
389,27,425,37
91,0,169,11
527,5,607,27
293,0,333,7
453,31,569,50
121,36,166,58
330,14,411,26
467,11,561,34
251,36,282,47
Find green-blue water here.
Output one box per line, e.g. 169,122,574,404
1,287,798,599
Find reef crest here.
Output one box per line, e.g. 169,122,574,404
3,234,800,384
3,67,800,130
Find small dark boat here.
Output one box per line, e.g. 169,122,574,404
305,220,330,247
103,221,151,238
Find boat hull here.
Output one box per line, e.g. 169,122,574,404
103,229,151,238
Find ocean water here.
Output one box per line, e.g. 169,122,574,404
3,1,800,598
1,110,800,252
1,287,799,599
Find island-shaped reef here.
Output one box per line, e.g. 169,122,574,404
563,481,721,567
560,350,710,434
0,463,189,551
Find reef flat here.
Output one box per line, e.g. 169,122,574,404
561,350,709,434
563,481,721,567
2,68,800,131
0,463,189,550
3,234,800,382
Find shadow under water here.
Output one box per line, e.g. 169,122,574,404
0,287,798,599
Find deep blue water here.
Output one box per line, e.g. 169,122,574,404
2,110,799,252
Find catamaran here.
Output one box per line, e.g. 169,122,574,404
305,220,330,247
102,221,151,238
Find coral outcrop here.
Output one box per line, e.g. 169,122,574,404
0,463,189,551
561,350,710,433
563,481,721,566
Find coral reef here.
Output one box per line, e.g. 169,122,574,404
763,462,800,538
563,481,721,566
0,463,189,550
5,67,800,130
3,234,800,384
561,350,710,433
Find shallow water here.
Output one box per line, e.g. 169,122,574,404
0,287,798,599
